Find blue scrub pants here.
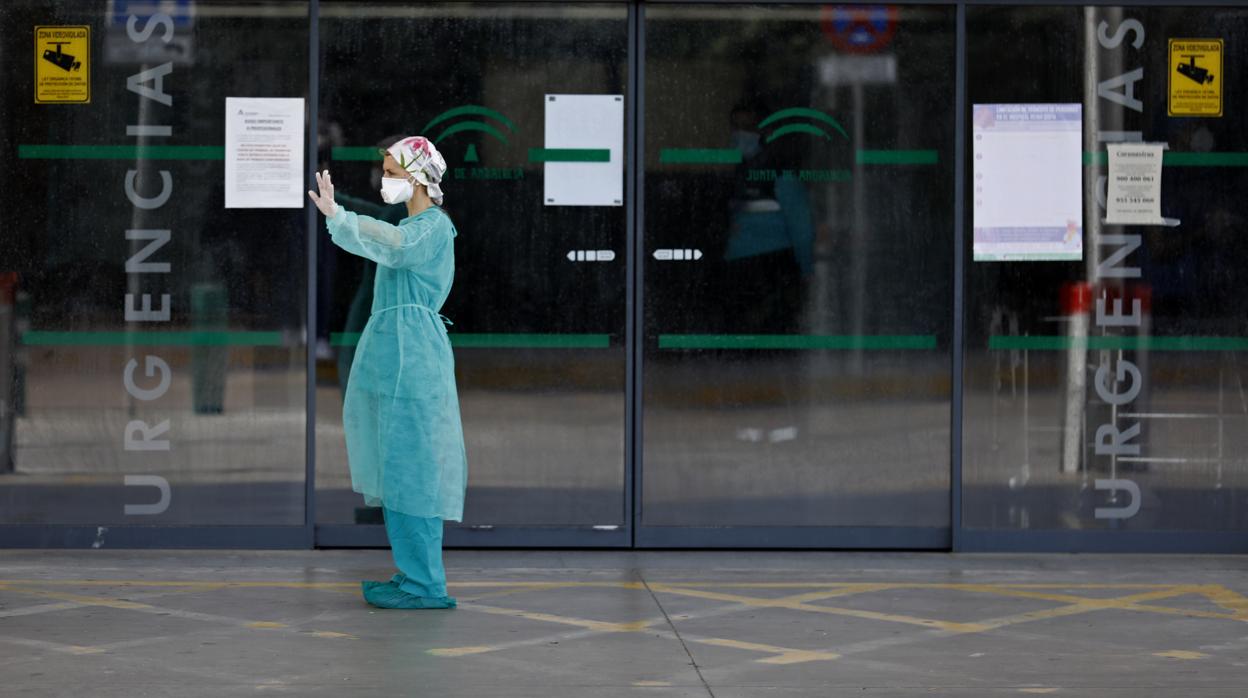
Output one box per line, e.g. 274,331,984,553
383,507,448,598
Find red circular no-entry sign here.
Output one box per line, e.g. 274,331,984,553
821,5,899,54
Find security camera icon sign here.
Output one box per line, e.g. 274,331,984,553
1176,55,1214,85
42,42,81,72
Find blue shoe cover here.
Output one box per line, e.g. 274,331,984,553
361,580,457,609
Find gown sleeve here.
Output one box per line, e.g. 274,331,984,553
326,207,450,270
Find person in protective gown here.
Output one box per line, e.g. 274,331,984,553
308,136,467,610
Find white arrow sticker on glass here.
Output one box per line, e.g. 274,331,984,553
566,250,616,262
653,249,703,261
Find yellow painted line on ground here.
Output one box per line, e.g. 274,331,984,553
452,581,647,589
459,582,639,602
654,583,1177,590
0,585,161,611
462,602,653,633
308,630,358,640
0,584,362,642
0,634,107,656
0,599,87,619
946,584,1198,606
1018,689,1060,694
649,583,984,632
796,604,987,632
1154,650,1208,660
428,645,498,658
0,580,360,590
1195,584,1248,619
633,680,673,687
692,637,841,664
435,585,861,661
950,586,1248,637
647,583,895,606
967,601,1116,632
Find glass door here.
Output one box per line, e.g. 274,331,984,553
314,2,631,546
638,3,957,547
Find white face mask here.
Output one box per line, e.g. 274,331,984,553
380,176,414,204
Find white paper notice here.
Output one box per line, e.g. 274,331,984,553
1106,143,1166,225
543,94,623,207
225,97,305,208
972,103,1083,262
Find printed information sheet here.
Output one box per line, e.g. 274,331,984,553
1106,143,1166,225
225,97,305,208
972,103,1083,262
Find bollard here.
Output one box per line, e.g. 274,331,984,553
191,282,228,414
13,289,28,418
1060,281,1092,474
0,272,18,474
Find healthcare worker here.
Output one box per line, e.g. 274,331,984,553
308,136,467,610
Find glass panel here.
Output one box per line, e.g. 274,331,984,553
643,4,955,528
964,6,1248,531
316,2,628,527
0,0,309,525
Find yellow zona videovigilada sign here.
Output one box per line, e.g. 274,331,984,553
1168,38,1222,117
35,25,90,104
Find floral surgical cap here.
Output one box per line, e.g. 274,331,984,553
383,136,447,206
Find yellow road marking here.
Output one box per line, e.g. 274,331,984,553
1195,584,1248,619
435,585,863,663
649,584,984,632
1154,650,1208,660
632,680,673,687
965,587,1205,633
428,645,497,657
1018,689,1060,694
308,630,357,640
464,602,653,633
0,585,159,611
6,578,1248,667
692,637,841,664
0,634,107,655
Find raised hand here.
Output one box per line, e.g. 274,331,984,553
307,169,339,218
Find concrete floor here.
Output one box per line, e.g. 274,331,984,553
2,551,1247,696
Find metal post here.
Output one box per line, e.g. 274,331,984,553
951,0,967,550
304,0,321,549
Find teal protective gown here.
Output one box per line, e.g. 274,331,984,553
326,205,467,522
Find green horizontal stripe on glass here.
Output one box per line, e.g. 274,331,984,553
1083,151,1248,167
332,146,382,161
658,149,938,166
1083,151,1107,166
23,331,283,346
331,333,611,349
18,145,224,160
989,335,1248,352
856,150,939,165
330,332,363,347
528,148,610,163
660,335,937,350
1163,152,1248,167
660,148,743,165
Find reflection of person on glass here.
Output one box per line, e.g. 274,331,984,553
724,101,815,334
308,136,467,610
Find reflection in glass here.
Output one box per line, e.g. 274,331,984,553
964,7,1248,531
643,5,955,528
316,3,628,527
0,1,309,525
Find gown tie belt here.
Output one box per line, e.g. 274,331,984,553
373,303,453,326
